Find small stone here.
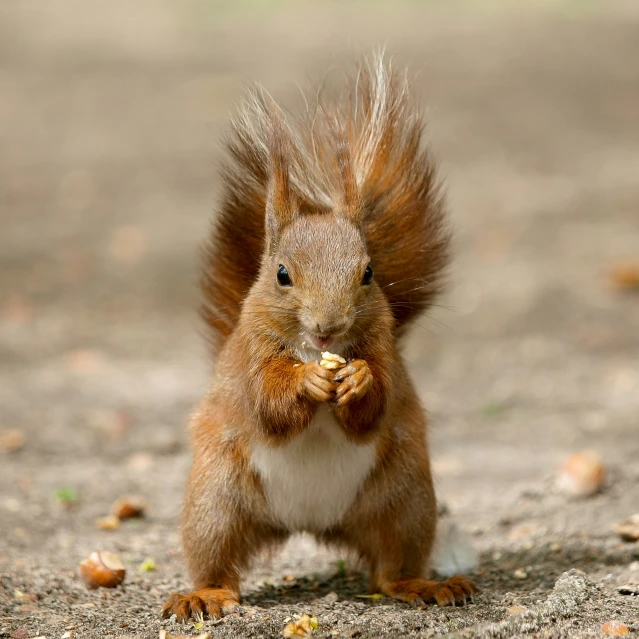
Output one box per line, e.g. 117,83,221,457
95,515,120,531
126,452,153,471
0,429,25,454
617,582,639,596
601,620,629,635
508,605,525,615
615,514,639,542
556,451,604,497
549,542,562,553
610,261,639,292
323,591,339,604
513,568,528,580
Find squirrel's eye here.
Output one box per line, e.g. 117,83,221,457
277,264,292,287
362,264,373,286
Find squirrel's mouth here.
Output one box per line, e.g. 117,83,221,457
309,334,334,350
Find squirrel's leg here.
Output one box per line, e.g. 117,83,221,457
162,481,285,622
252,357,333,439
343,439,478,606
163,414,286,622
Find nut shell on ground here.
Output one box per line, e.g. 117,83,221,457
79,551,126,589
110,496,146,519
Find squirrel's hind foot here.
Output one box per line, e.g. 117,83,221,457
162,588,240,623
383,575,479,607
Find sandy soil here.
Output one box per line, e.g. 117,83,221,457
1,2,638,637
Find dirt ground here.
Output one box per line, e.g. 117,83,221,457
1,1,639,638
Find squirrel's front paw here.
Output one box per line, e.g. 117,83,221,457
296,361,336,403
333,359,373,406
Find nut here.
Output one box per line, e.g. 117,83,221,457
601,621,629,636
319,360,342,370
321,352,346,364
556,451,604,497
320,351,346,370
79,551,126,589
110,496,146,520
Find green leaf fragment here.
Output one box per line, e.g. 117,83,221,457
481,401,506,417
53,486,78,503
137,557,156,572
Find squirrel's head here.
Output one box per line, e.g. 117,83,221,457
251,118,390,353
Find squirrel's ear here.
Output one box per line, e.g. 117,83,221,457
329,118,362,226
265,119,297,254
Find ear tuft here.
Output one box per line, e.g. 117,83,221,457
265,116,297,252
327,115,361,225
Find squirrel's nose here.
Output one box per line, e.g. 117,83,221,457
315,320,345,336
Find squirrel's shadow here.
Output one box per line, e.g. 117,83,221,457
243,539,634,609
243,571,371,608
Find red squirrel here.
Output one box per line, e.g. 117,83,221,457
162,56,478,622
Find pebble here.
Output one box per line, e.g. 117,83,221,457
323,591,339,604
513,569,528,580
615,514,639,542
617,582,639,596
556,451,605,497
95,515,120,531
0,429,25,454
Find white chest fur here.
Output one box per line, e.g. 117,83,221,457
250,405,377,533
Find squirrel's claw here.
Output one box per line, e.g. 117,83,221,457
334,359,373,405
297,360,337,403
162,588,240,623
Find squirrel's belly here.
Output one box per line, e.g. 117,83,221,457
249,405,377,533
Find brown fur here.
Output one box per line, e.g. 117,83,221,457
201,57,449,354
163,56,476,624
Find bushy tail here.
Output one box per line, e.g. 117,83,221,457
201,55,450,354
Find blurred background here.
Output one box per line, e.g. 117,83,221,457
1,1,638,637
